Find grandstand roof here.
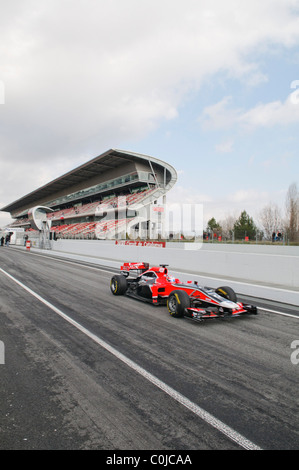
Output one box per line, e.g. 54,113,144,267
1,149,177,215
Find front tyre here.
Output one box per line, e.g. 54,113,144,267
167,290,190,317
110,275,128,295
215,286,237,302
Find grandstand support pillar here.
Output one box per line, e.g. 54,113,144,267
148,160,160,188
40,229,52,250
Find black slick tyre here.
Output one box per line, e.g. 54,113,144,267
215,286,237,302
167,290,190,317
110,275,128,295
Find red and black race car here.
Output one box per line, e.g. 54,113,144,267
110,262,257,321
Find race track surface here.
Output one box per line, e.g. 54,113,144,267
0,247,298,451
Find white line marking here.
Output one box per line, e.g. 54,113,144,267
21,249,117,274
175,269,298,294
258,307,299,319
0,267,261,450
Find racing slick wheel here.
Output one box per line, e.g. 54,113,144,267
110,275,128,295
167,290,190,318
215,286,237,302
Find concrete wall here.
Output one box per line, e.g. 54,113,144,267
48,239,299,305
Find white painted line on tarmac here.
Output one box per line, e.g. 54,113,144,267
174,269,298,294
258,307,299,319
19,248,117,274
0,266,261,451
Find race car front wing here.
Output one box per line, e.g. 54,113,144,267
185,303,258,321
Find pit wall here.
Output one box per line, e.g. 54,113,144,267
48,239,299,305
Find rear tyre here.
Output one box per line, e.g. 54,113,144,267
167,290,190,317
110,275,128,295
215,286,237,302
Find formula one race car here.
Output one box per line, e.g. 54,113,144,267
110,262,257,321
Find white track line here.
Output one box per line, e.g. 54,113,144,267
258,307,299,319
21,249,117,274
0,267,261,450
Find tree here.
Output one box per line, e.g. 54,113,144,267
219,214,236,239
285,182,299,242
233,210,257,240
206,217,222,233
258,203,282,241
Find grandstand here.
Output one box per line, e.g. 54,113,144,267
1,149,177,242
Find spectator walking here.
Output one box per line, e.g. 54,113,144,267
5,233,11,247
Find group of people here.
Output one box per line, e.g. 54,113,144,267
272,231,283,242
0,233,12,247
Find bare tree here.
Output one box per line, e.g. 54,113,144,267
219,214,236,239
258,203,282,240
285,182,299,243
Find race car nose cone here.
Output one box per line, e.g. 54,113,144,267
219,300,239,309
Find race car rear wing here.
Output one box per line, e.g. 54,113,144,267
120,262,150,273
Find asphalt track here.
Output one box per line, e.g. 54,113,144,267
0,246,298,452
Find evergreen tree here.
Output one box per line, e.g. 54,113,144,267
233,210,257,240
206,217,222,233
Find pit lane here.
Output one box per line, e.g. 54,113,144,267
0,247,298,450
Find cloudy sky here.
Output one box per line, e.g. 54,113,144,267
1,0,299,228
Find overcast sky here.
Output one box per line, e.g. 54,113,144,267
1,0,299,228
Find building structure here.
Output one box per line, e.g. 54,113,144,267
1,149,177,242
